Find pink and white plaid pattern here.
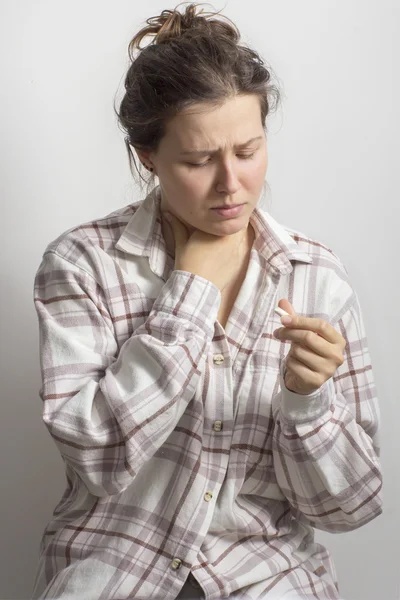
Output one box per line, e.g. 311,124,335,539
32,187,382,599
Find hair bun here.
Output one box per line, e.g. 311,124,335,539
130,3,240,52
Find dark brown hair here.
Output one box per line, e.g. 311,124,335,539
115,2,281,183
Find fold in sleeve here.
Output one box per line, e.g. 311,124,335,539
34,251,220,497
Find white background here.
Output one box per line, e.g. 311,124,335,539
1,1,398,598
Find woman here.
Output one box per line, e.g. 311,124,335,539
32,4,382,599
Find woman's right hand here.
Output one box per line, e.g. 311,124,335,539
163,211,248,292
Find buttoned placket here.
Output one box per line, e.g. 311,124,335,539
170,351,228,579
169,267,284,588
197,353,227,507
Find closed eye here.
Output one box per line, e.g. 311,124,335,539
237,153,255,160
186,152,256,168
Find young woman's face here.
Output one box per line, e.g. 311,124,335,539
145,94,268,237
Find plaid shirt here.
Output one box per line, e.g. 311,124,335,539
32,186,382,600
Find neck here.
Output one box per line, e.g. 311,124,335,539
161,217,255,260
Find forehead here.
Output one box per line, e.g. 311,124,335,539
163,94,263,149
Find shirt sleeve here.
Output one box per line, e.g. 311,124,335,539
271,281,382,533
34,250,220,497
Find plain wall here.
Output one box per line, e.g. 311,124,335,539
1,1,398,598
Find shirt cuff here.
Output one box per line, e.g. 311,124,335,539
279,358,335,424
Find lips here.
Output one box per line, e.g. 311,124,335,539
211,204,245,218
213,204,243,209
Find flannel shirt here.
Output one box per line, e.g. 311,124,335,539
32,186,382,599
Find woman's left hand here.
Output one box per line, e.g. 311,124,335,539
273,300,347,395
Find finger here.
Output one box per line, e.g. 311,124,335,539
278,299,296,317
289,343,326,373
274,327,332,358
285,354,323,387
162,216,174,237
280,314,341,344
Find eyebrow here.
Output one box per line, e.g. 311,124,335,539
179,136,263,156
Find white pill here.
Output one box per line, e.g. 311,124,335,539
274,307,291,318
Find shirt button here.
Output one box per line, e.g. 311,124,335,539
213,420,223,432
204,491,213,502
171,558,182,570
213,353,224,365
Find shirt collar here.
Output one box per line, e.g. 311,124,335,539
115,186,312,278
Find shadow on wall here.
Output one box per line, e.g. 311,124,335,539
1,278,66,599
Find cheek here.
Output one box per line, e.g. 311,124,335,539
175,169,211,200
161,170,206,214
160,169,192,198
176,181,206,213
257,148,268,172
244,159,267,189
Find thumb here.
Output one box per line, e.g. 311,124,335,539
278,299,297,317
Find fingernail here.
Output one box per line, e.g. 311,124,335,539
281,315,292,325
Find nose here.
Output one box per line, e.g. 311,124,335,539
215,159,241,195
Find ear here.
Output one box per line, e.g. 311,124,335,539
135,148,155,170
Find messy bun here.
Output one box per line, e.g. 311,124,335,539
129,4,239,51
116,3,281,183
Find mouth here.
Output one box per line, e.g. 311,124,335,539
211,203,245,218
212,203,243,209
